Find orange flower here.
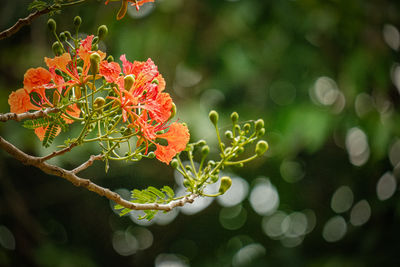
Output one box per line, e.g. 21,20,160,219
99,61,121,83
62,104,81,124
8,89,38,114
154,122,190,164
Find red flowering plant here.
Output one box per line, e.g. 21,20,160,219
0,13,268,220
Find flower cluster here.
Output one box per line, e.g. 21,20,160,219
7,34,189,164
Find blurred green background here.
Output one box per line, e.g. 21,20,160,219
1,0,400,266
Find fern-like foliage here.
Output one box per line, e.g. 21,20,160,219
23,117,52,129
114,186,176,220
42,123,60,148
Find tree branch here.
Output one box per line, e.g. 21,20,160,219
0,7,53,41
0,135,198,211
0,108,60,122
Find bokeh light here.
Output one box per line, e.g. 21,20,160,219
249,178,279,216
322,216,347,243
376,172,397,201
350,200,371,226
345,127,370,166
330,186,354,213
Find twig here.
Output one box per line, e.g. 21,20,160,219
39,142,77,162
0,108,60,122
0,135,198,211
0,7,52,41
72,154,103,174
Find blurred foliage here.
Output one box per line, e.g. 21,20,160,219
1,0,400,266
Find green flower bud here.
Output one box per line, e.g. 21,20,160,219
183,179,192,188
234,124,240,132
257,128,265,137
64,31,72,39
208,160,216,166
93,97,105,109
168,103,176,120
92,36,99,45
107,55,114,62
231,112,239,124
52,42,63,56
210,175,219,183
197,139,206,146
255,140,269,156
90,52,101,74
73,16,82,28
124,74,135,90
147,152,155,159
243,123,251,132
97,25,108,40
209,110,219,126
201,145,210,156
74,87,82,99
185,165,193,172
77,66,83,73
47,19,56,32
218,176,232,194
225,130,233,139
255,119,264,132
59,32,67,42
170,159,179,169
237,147,244,154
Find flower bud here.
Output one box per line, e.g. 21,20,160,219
64,31,72,39
257,128,265,137
225,130,233,139
255,140,269,156
209,110,219,126
168,103,176,120
170,159,179,169
218,176,232,194
59,32,67,42
52,42,63,56
93,97,105,109
197,140,206,146
90,52,101,74
74,87,82,99
73,16,82,28
107,55,114,62
201,145,210,156
97,25,108,40
255,119,264,132
183,179,192,188
210,175,219,183
77,66,83,73
147,152,155,159
231,112,239,124
243,123,251,132
92,36,99,45
124,74,135,90
47,19,56,32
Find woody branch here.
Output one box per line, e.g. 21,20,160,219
0,135,198,211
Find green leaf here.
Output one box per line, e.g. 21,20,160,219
28,0,48,11
23,117,51,129
42,123,59,148
161,186,175,199
147,186,166,199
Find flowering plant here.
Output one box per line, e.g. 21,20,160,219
0,3,268,220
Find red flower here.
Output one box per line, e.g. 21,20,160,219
8,89,38,114
155,122,190,164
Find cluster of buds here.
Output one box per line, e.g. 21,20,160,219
170,110,268,197
7,17,189,166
